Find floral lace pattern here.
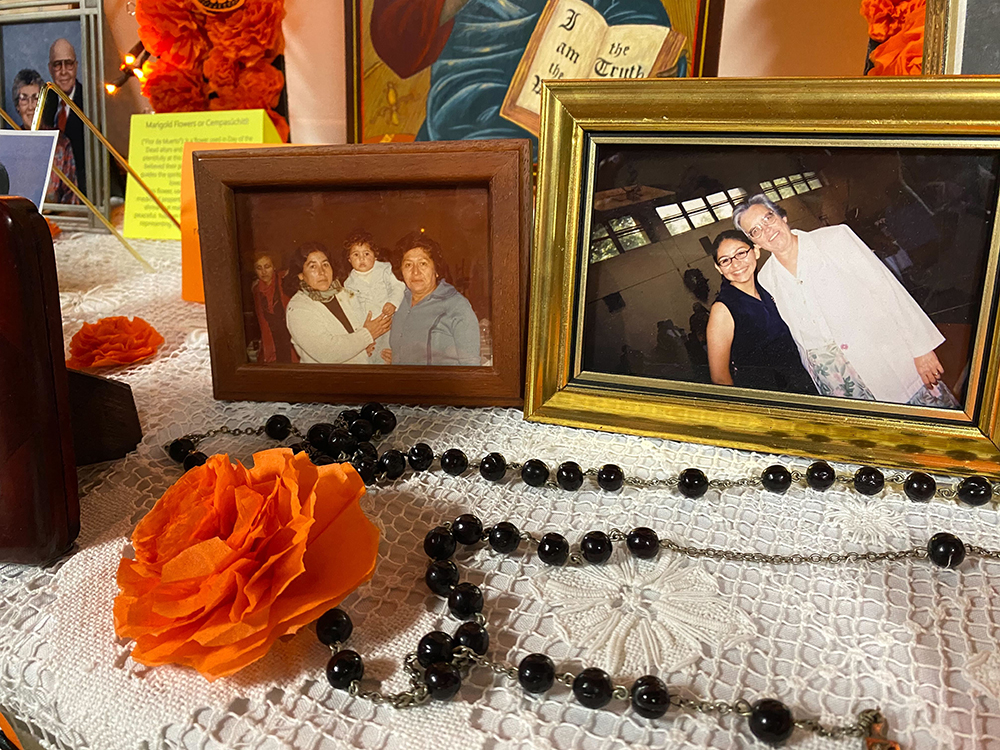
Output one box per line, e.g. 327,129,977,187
531,554,755,675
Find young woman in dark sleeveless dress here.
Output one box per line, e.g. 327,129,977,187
705,230,816,395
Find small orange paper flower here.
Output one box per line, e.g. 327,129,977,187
860,0,925,42
114,450,379,680
66,316,165,369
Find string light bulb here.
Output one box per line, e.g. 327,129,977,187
105,40,146,95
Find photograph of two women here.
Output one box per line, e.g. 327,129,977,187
581,144,998,410
236,186,491,369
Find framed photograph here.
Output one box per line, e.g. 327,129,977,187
193,139,531,406
0,130,59,208
526,76,1000,477
343,0,699,145
0,1,112,226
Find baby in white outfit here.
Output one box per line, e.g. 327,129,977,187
342,231,405,364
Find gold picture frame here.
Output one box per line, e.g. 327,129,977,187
525,76,1000,478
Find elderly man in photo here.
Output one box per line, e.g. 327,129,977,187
43,38,85,194
733,194,958,408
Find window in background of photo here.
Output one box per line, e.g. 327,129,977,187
759,171,824,203
589,215,651,263
655,186,747,237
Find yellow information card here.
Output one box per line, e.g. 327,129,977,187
124,109,282,240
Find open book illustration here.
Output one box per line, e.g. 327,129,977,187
500,0,687,137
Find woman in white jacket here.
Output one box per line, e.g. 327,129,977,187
284,242,392,364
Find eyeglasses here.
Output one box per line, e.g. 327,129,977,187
717,247,752,268
15,93,38,105
50,59,77,70
745,210,778,240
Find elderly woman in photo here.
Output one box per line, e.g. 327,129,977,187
12,68,79,205
705,229,816,395
385,231,481,365
284,242,392,364
734,194,958,407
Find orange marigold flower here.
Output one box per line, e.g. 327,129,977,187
135,0,208,69
860,0,925,42
66,316,164,370
867,3,925,76
142,60,210,113
114,451,378,680
206,0,285,67
209,60,285,111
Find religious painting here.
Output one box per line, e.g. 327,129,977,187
194,140,531,407
526,77,1000,477
344,0,700,145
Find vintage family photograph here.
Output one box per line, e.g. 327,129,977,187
2,19,87,202
236,186,491,368
581,143,998,410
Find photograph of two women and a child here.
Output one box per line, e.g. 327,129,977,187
237,186,491,369
582,144,999,410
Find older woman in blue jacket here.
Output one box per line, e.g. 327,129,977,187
384,232,481,366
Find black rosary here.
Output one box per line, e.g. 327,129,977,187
163,404,1000,747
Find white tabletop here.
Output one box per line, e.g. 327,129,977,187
1,233,999,749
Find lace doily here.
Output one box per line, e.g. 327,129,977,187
0,233,998,749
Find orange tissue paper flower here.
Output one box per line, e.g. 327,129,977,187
114,451,379,680
135,0,208,70
860,0,925,42
142,60,210,113
205,0,285,67
66,316,164,369
867,3,925,76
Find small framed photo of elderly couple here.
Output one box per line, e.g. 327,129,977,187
194,139,531,406
526,76,1000,476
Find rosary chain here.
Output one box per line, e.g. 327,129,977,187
653,535,928,566
348,652,431,708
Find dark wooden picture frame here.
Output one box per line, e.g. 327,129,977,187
193,140,532,406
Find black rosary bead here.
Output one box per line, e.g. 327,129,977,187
288,442,309,456
423,526,457,561
452,514,484,545
316,607,353,646
581,531,612,564
354,441,377,461
327,431,357,459
425,559,460,596
626,527,659,559
339,409,362,426
424,662,462,700
348,418,375,443
597,464,624,492
314,455,336,466
748,698,794,745
326,650,364,690
928,532,966,569
377,449,407,480
537,532,570,566
677,468,708,498
448,582,484,618
264,414,292,441
182,451,208,471
630,675,670,719
761,465,792,494
408,443,434,472
351,456,378,485
572,667,614,709
307,423,335,449
479,452,508,482
416,631,455,668
453,621,489,655
520,459,550,487
168,437,195,463
488,522,521,553
957,476,992,507
805,461,836,491
854,466,885,496
517,653,555,693
360,402,383,423
372,409,397,436
440,448,469,476
903,472,936,502
556,461,584,491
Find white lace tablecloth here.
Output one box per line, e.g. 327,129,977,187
2,234,1000,750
